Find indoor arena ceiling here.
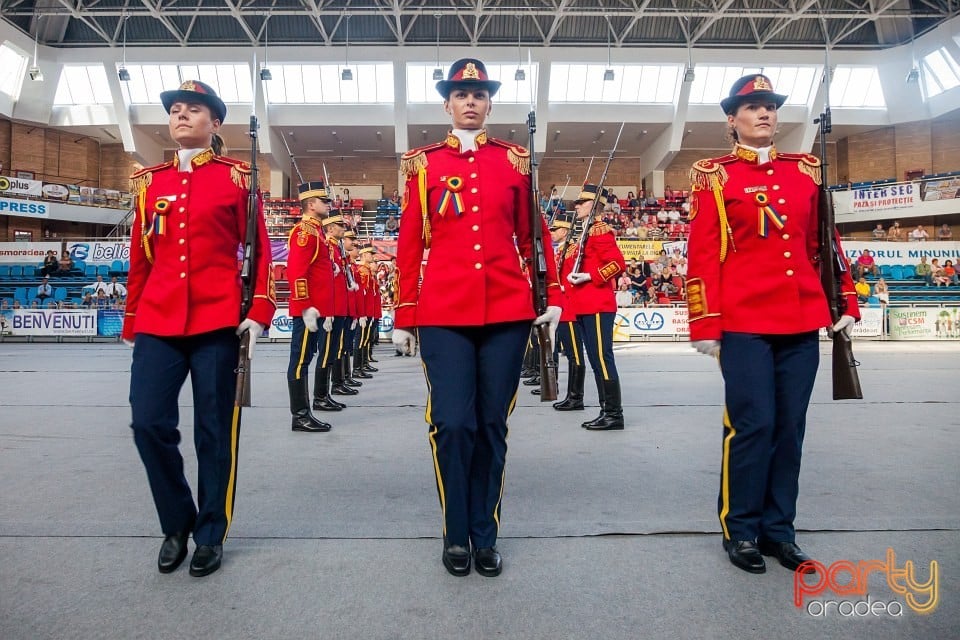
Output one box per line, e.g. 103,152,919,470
1,0,957,50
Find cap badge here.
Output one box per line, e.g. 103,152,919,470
463,63,479,80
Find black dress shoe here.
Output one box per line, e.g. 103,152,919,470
757,540,815,573
442,544,471,577
158,530,190,573
312,396,343,412
723,539,766,574
189,544,223,577
331,384,359,396
473,547,502,577
522,376,540,386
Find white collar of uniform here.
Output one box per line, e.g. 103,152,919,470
451,128,482,153
177,148,206,172
738,143,773,164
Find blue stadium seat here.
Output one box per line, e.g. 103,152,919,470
73,260,86,273
85,264,98,277
890,266,905,280
8,266,23,279
0,266,9,278
879,264,893,277
53,287,67,302
901,265,916,279
123,260,129,273
110,260,124,275
96,265,110,277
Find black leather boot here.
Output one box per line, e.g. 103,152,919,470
522,375,540,386
353,348,373,378
343,354,363,387
331,356,358,396
367,342,378,363
553,363,586,411
312,366,344,411
581,374,606,428
361,345,378,372
289,378,331,432
585,379,624,430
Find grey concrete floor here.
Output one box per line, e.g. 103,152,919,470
0,340,957,640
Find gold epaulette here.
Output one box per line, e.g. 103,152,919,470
212,156,253,190
590,221,612,236
689,154,736,191
489,138,531,175
778,152,822,185
399,141,445,176
128,161,171,195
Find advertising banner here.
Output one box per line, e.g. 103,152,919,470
269,307,295,339
66,240,130,264
97,309,124,337
0,241,61,264
615,240,664,262
9,309,97,336
842,241,960,266
613,306,689,341
818,307,884,338
921,177,960,202
851,183,920,212
0,196,49,217
0,175,43,197
379,308,394,339
888,307,960,340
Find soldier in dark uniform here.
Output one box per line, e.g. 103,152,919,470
566,184,627,430
549,211,586,411
285,180,335,432
687,74,860,574
392,58,563,577
343,234,371,381
124,80,276,577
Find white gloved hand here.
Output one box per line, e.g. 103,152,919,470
692,340,721,357
236,318,265,360
302,307,320,332
831,314,856,338
322,316,334,332
349,281,360,292
567,272,592,285
350,318,358,330
533,305,562,347
332,262,341,276
359,316,368,328
122,338,135,348
392,328,417,356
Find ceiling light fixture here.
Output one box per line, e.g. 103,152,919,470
515,16,525,81
260,14,272,81
118,12,130,81
432,14,443,81
341,15,353,81
603,15,614,82
29,14,43,81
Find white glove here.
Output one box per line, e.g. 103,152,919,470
122,338,135,348
302,307,320,332
322,316,334,332
567,272,592,285
692,340,721,357
359,316,368,327
533,305,562,347
332,262,341,276
349,281,360,292
392,328,417,356
236,318,265,360
350,318,358,330
831,314,856,338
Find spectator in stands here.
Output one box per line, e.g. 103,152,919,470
871,223,886,240
87,274,109,295
385,214,399,236
910,224,929,241
887,221,903,241
930,258,947,286
615,282,634,307
944,260,958,285
36,276,53,300
389,188,401,207
645,192,659,207
626,191,639,209
106,275,127,300
916,256,933,285
635,224,648,240
855,249,879,279
937,224,952,240
624,222,638,238
80,292,94,308
604,190,620,213
656,249,670,271
873,278,889,305
657,207,670,224
41,250,59,276
94,289,110,309
855,277,871,303
56,251,74,276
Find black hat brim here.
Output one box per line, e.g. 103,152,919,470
160,90,227,123
721,91,787,115
436,79,502,99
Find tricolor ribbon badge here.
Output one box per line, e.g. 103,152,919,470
755,192,785,238
153,197,172,236
437,175,465,217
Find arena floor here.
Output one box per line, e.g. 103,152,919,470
0,340,957,640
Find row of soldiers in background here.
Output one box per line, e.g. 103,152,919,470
285,179,383,433
523,183,628,431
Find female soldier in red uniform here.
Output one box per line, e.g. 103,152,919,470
392,58,562,577
124,81,275,577
686,75,859,575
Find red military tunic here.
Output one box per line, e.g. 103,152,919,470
686,145,860,341
123,149,276,341
564,221,626,315
358,263,376,318
327,237,349,317
286,215,334,318
556,242,578,323
349,262,364,317
394,132,562,328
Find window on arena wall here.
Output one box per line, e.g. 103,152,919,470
54,65,112,105
0,42,28,100
687,65,817,106
119,64,252,105
920,48,960,98
549,64,678,103
406,63,538,104
264,64,393,104
829,66,886,108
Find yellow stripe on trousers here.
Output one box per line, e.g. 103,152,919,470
594,313,609,380
492,388,519,531
223,404,242,542
568,321,581,366
718,407,735,540
320,329,333,368
294,328,310,380
421,342,448,537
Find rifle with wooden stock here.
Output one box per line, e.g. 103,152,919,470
571,123,624,274
235,110,260,408
527,108,558,402
815,104,863,400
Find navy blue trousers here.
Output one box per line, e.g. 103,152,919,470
130,329,240,546
319,317,346,367
287,317,320,382
556,319,584,367
578,312,619,385
418,321,529,549
341,317,355,358
718,331,819,543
